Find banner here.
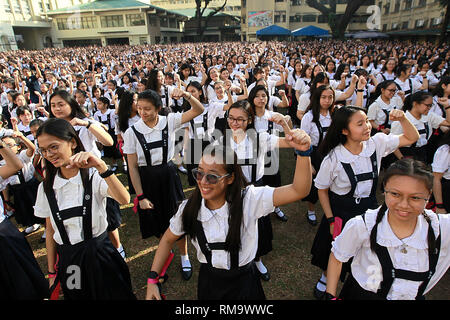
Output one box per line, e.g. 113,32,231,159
248,11,273,27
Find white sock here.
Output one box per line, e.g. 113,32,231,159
308,210,317,221
275,207,284,217
42,230,46,238
181,255,191,268
255,260,267,274
316,273,327,291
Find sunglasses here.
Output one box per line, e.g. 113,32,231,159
192,168,230,184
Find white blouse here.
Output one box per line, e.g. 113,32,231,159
314,133,400,197
367,96,403,127
34,169,109,245
169,185,275,270
300,110,332,147
122,113,182,166
0,150,35,185
332,207,450,300
432,144,450,180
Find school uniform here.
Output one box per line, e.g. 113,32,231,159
122,114,185,239
432,144,450,213
0,173,48,300
17,122,35,142
300,110,332,204
298,90,345,115
33,170,135,300
426,70,443,88
94,109,121,160
367,96,403,132
311,133,400,271
208,95,237,135
217,131,279,259
169,184,276,300
390,110,445,163
349,83,375,109
2,150,43,228
376,71,396,83
394,78,422,96
428,96,449,157
294,77,311,96
332,207,450,300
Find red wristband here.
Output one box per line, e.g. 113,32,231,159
147,278,159,284
48,273,57,279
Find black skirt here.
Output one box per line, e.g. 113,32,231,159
399,145,428,163
55,231,136,300
339,272,382,300
197,262,265,300
9,177,45,227
302,147,323,204
255,178,274,258
106,198,122,232
103,129,122,160
442,178,450,213
311,192,378,271
0,218,49,300
137,161,185,239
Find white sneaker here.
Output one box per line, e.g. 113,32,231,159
5,210,14,218
123,162,127,171
25,224,41,234
118,245,126,259
178,166,187,174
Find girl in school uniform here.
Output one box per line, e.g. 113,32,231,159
1,130,44,235
146,69,176,115
249,85,289,223
49,90,126,259
34,118,135,300
376,58,397,84
287,60,303,127
427,58,446,90
94,97,121,172
146,127,313,300
391,91,450,164
326,159,450,300
432,130,450,213
294,63,312,99
0,139,49,300
394,64,428,97
310,105,420,299
123,89,204,281
300,85,335,226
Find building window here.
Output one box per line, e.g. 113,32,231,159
11,0,21,13
391,22,399,30
4,3,12,13
302,14,316,22
318,15,328,23
274,11,286,23
402,21,409,29
56,18,69,30
290,15,301,22
404,0,412,10
431,17,442,26
100,15,124,28
126,13,145,26
393,0,400,12
81,16,98,29
417,0,426,7
291,0,301,5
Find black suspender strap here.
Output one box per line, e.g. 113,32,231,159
316,121,329,146
16,169,26,184
340,150,378,199
411,123,430,148
131,123,169,166
189,113,209,140
46,175,94,245
194,219,239,270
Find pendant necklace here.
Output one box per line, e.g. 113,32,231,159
399,239,408,254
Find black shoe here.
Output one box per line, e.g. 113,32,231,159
274,208,288,222
259,270,270,281
181,266,192,281
39,236,46,244
306,212,318,226
313,279,327,300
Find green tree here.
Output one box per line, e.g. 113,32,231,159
194,0,228,42
305,0,369,39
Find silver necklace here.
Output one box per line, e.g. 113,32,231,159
399,239,408,254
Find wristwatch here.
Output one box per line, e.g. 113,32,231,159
295,146,313,157
148,271,159,280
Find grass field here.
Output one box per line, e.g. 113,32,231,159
22,147,450,300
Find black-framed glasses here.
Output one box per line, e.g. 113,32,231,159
37,144,60,156
384,190,429,205
192,168,230,184
227,116,248,125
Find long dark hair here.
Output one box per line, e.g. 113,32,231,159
431,76,450,97
369,159,435,253
118,90,137,133
367,80,397,106
36,118,89,195
319,105,366,156
305,84,335,123
225,100,255,131
402,91,433,112
248,85,269,113
146,69,162,93
181,145,248,252
49,90,86,119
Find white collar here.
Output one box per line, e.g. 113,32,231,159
197,199,229,222
134,116,167,134
53,170,82,189
334,138,376,164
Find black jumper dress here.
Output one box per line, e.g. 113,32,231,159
131,123,185,239
302,121,329,204
399,123,429,163
9,168,44,227
186,112,211,186
0,217,48,299
195,217,266,300
339,214,441,300
47,176,135,300
311,150,379,272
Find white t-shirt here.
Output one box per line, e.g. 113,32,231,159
432,144,450,180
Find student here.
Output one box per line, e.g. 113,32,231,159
49,90,126,258
146,127,313,300
376,58,397,83
123,89,204,281
391,91,450,163
1,131,44,235
300,85,335,225
394,64,427,96
432,130,450,213
249,85,289,222
0,138,49,300
311,105,420,299
326,159,450,300
94,96,121,172
34,118,135,300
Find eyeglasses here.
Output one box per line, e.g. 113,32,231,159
38,144,60,156
192,168,230,184
384,190,429,205
227,116,248,125
385,88,398,93
4,143,19,148
422,103,433,108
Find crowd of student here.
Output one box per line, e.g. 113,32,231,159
0,39,449,300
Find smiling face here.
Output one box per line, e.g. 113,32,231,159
384,175,430,224
227,107,250,133
342,110,372,142
37,133,76,168
413,96,433,116
381,83,398,100
50,95,72,121
196,154,234,206
137,98,159,125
